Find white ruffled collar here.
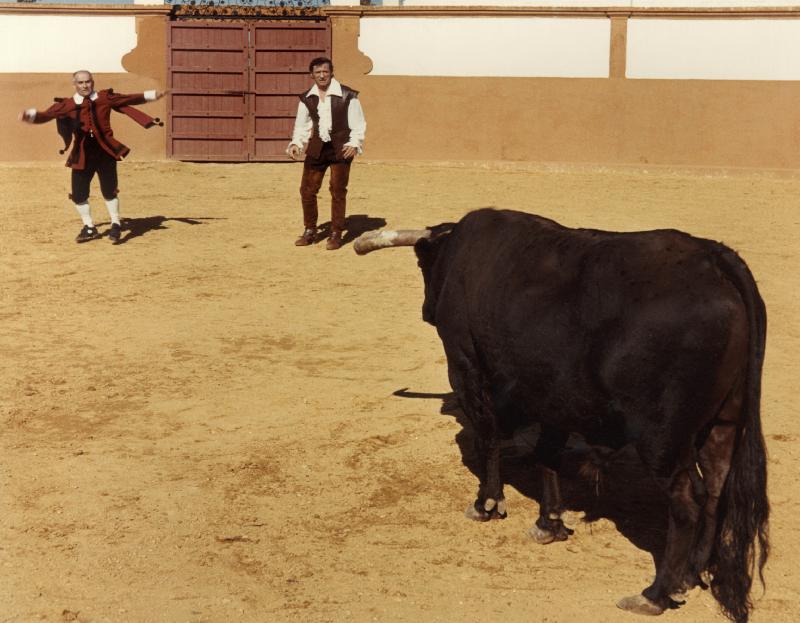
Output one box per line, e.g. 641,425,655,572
73,91,98,104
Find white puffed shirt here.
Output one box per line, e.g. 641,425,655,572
288,78,366,153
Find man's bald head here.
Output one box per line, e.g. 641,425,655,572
72,71,94,97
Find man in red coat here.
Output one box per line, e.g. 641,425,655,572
20,70,166,243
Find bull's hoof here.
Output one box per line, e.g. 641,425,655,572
464,498,507,522
677,572,708,593
528,524,557,544
616,594,665,616
465,504,490,522
528,518,573,544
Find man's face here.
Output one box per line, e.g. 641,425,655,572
73,72,94,97
310,64,332,90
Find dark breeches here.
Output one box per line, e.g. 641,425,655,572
70,139,118,203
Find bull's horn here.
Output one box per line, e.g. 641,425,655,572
353,229,431,255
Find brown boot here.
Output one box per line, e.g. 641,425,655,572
295,228,317,246
326,231,343,250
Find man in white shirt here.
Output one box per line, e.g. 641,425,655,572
287,57,366,250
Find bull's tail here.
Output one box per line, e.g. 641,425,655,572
708,246,769,623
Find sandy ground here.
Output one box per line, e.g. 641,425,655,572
1,159,798,623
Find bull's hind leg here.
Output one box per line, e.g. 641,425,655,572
622,387,742,615
686,420,738,589
529,427,574,544
618,463,706,616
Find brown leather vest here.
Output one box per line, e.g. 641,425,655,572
299,84,358,159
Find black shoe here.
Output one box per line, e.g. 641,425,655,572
108,223,122,244
76,225,100,243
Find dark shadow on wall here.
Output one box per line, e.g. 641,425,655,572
392,388,669,567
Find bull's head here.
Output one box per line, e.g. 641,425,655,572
353,223,456,325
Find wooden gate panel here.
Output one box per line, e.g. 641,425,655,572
168,21,249,161
253,72,314,95
168,18,331,162
171,116,245,136
170,138,249,160
169,22,245,48
255,94,298,117
171,50,245,71
172,93,244,114
253,51,314,72
255,117,295,142
252,22,330,50
250,20,331,161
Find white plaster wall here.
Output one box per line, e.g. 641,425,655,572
359,17,611,77
627,19,800,80
0,15,137,73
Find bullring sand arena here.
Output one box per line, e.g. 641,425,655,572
2,159,798,623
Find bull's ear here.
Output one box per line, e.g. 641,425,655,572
415,222,453,268
427,222,456,238
414,237,433,267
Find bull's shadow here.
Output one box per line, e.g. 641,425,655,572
317,214,387,246
393,388,669,566
109,216,222,245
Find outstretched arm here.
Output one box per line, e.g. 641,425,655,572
107,89,168,107
113,90,169,129
18,98,73,124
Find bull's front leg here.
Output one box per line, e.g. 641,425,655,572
465,439,507,521
529,427,573,543
529,465,573,543
444,347,506,521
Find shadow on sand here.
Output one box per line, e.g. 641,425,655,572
393,388,669,568
316,214,387,246
108,216,224,245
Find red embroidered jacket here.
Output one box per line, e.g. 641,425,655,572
29,89,161,170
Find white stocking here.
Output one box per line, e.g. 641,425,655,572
105,197,121,225
75,202,93,227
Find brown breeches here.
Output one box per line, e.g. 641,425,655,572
299,143,352,232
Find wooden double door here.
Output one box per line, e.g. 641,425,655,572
167,19,331,161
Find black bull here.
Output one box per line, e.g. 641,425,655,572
355,209,768,623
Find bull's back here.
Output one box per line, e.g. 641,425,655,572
433,209,750,439
440,209,734,330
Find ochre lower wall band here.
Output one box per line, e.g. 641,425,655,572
4,10,800,170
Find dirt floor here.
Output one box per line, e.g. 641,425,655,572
1,159,798,623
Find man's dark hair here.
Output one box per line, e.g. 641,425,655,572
308,57,333,73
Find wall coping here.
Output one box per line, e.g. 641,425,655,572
0,3,170,16
328,5,800,18
1,4,799,18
